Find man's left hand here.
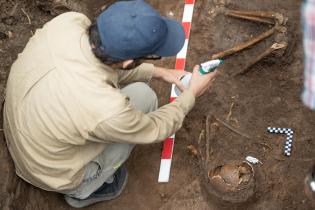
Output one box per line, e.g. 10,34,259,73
153,67,189,92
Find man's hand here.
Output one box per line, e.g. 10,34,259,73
153,67,190,92
188,65,218,97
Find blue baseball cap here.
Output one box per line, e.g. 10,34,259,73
96,0,185,60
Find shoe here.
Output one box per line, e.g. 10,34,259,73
64,166,128,208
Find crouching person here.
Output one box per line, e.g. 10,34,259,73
3,0,217,208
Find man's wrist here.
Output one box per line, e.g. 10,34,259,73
175,88,196,115
153,66,165,79
188,87,198,97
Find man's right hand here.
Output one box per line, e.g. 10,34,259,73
188,65,218,97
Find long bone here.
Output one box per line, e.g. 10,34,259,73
225,10,284,25
211,9,287,70
233,42,287,76
211,26,277,59
225,11,274,25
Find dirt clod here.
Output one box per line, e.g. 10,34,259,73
187,145,198,157
0,32,8,40
1,16,18,26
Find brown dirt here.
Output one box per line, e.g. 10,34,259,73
0,0,314,210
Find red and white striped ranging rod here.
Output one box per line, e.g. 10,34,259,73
158,0,196,183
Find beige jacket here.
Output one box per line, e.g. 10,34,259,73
3,12,195,192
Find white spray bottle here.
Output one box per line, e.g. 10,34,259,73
174,59,223,96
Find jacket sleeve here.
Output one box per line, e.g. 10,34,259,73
117,63,154,86
90,89,195,144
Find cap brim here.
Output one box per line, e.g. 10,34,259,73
154,18,186,57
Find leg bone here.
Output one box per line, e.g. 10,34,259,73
211,26,276,59
225,10,284,24
225,11,274,24
233,42,287,76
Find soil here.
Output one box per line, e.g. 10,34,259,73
0,0,314,210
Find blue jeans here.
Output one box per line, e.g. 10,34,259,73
65,82,158,199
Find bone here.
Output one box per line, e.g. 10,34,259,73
9,2,19,16
197,130,205,162
214,116,251,139
211,26,276,59
225,10,284,24
225,11,274,24
234,42,287,76
205,115,211,162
